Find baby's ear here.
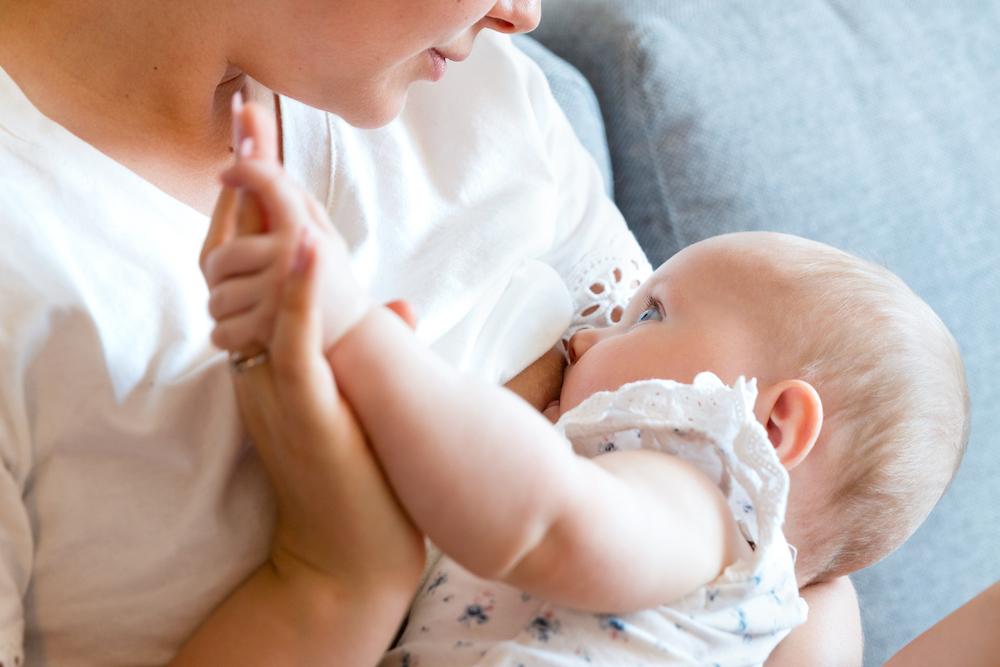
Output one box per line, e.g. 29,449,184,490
754,380,824,470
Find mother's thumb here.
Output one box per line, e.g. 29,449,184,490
269,228,325,394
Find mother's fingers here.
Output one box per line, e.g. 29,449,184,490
385,300,418,330
200,185,240,276
238,99,281,164
269,228,338,412
200,98,277,274
221,160,314,236
229,355,287,484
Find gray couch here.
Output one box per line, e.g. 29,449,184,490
517,2,1000,665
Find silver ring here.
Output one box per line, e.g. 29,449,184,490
229,350,270,373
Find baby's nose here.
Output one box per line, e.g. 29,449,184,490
567,328,600,364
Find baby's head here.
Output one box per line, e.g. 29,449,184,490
561,232,969,585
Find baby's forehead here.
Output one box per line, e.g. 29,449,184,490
649,239,783,300
660,234,780,272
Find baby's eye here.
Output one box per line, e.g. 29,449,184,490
637,301,663,323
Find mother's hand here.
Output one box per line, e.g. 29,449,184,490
206,97,423,584
230,232,425,592
178,99,424,665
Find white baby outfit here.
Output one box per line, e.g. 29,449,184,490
383,374,808,666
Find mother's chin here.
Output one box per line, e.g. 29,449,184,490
271,78,408,130
280,52,444,130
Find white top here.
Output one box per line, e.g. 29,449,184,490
384,374,807,667
0,32,650,666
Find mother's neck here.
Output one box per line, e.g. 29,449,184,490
0,0,246,157
0,0,279,214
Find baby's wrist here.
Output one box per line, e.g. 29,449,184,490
321,295,377,353
328,306,410,372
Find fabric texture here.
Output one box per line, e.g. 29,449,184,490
0,31,647,665
532,2,1000,664
383,374,806,666
513,36,614,198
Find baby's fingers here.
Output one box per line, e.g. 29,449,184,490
208,269,281,322
211,303,276,352
220,159,312,235
202,234,286,288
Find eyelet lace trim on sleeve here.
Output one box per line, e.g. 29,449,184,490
562,232,652,342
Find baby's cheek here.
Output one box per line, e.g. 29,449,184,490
558,368,603,415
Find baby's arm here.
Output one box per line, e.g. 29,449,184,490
329,307,743,612
211,156,741,613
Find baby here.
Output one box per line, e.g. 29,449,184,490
208,157,969,665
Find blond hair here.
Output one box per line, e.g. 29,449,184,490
730,233,970,582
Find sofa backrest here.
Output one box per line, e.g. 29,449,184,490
531,2,1000,664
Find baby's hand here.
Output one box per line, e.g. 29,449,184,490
203,157,371,354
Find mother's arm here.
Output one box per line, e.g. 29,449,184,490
172,129,424,663
886,581,1000,667
174,238,423,665
766,577,863,667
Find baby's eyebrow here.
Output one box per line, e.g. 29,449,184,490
646,278,669,304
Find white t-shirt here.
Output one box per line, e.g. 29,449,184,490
0,33,650,666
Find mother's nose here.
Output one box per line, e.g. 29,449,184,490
483,0,542,35
567,327,601,365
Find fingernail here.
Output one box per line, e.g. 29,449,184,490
231,89,244,116
231,90,245,156
239,136,254,160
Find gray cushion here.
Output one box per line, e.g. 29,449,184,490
534,2,1000,664
514,36,614,197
